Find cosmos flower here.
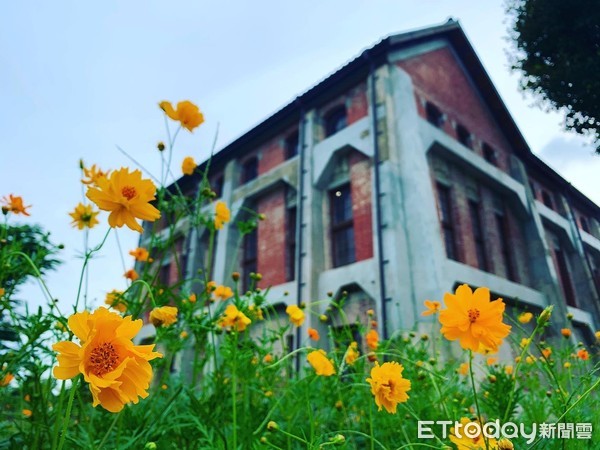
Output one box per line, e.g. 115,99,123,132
1,194,31,216
159,100,204,132
307,350,335,376
366,361,411,413
69,203,100,230
149,306,178,327
218,304,251,332
286,305,305,327
214,201,231,230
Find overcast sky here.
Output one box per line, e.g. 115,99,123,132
2,0,598,313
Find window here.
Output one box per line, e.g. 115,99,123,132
554,248,576,307
456,124,473,149
436,183,458,261
580,216,590,233
285,206,297,281
241,157,258,184
242,229,258,291
330,184,355,267
495,212,516,282
425,102,444,128
469,201,487,271
482,143,498,166
159,263,171,287
324,106,347,137
212,175,224,199
541,190,554,210
285,131,299,160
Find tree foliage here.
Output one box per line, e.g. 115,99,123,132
507,0,600,152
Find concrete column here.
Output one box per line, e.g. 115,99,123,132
213,159,238,283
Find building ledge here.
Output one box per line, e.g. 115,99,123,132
232,157,298,204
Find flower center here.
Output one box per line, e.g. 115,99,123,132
81,213,92,222
121,186,137,200
467,309,480,323
89,342,119,376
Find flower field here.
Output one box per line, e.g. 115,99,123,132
1,101,599,449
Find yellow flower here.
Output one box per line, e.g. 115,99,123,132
458,362,469,376
518,312,533,324
595,330,600,341
214,201,231,230
263,354,273,364
218,304,251,332
486,357,497,366
439,284,511,353
52,307,162,412
149,306,178,327
1,194,31,216
105,290,127,313
188,293,197,303
345,342,359,366
180,331,188,339
421,300,441,316
0,288,4,298
367,309,375,317
564,362,571,369
86,167,161,233
1,373,14,386
124,269,139,281
69,203,100,229
181,156,197,176
450,418,498,449
520,337,531,348
286,305,305,327
308,328,320,341
81,164,110,186
505,365,513,375
22,409,32,417
577,348,589,360
525,355,536,364
498,438,514,450
129,247,150,262
307,350,335,376
366,361,411,413
213,285,233,301
561,328,572,338
366,329,379,350
542,347,552,359
159,100,204,132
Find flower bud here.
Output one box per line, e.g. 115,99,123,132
267,421,279,431
537,306,553,327
232,272,240,281
157,142,165,152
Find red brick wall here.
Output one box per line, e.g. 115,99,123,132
349,151,374,261
399,47,512,172
257,188,287,286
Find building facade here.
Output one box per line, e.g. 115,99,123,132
140,20,600,351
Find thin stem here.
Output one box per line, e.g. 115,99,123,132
97,412,120,449
55,377,79,450
468,351,489,450
231,330,238,450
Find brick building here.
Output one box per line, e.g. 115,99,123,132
139,20,600,350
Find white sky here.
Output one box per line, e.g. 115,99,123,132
2,0,599,313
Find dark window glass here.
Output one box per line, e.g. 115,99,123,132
436,183,458,261
482,143,498,166
212,175,224,198
285,132,299,160
456,124,473,149
325,106,347,137
469,201,487,271
242,229,258,291
555,248,576,307
542,190,554,210
425,102,444,127
286,207,297,281
330,184,355,267
242,157,258,184
580,216,590,233
495,212,516,282
159,263,171,286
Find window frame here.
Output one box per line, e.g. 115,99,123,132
324,106,348,138
436,183,458,261
329,183,356,268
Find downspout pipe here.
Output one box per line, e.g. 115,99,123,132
364,51,390,340
295,100,306,372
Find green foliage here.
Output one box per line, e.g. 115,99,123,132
507,0,600,151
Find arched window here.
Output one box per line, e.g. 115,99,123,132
425,102,444,128
324,106,347,137
456,124,473,149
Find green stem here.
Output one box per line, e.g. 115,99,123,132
97,412,120,449
232,331,238,449
468,351,489,450
55,377,79,450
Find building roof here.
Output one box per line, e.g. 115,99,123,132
172,20,599,215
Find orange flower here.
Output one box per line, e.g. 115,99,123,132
0,373,14,386
182,156,197,176
307,350,335,376
518,312,533,324
577,348,589,360
541,348,552,359
129,247,149,262
439,284,511,353
1,194,31,216
69,203,100,229
218,304,251,332
263,354,273,364
86,167,160,233
149,306,178,327
345,342,359,366
105,290,127,313
366,329,379,350
450,417,498,450
22,409,32,417
52,307,162,412
81,164,110,186
213,285,233,301
188,293,197,303
286,305,305,327
421,300,441,316
561,328,572,338
366,361,411,413
124,269,139,281
214,201,231,230
458,362,469,376
159,100,204,132
308,328,320,341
